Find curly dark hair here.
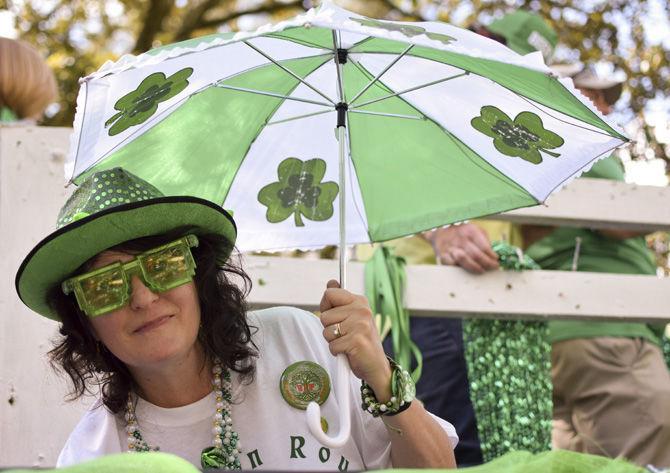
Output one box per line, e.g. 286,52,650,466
47,227,257,414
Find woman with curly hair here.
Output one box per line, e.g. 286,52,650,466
15,168,457,470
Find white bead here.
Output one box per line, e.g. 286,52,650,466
213,426,222,435
379,404,387,412
236,441,242,450
214,438,223,447
228,456,235,463
390,396,397,403
216,401,224,409
215,412,223,421
232,449,239,455
224,431,231,438
124,412,134,422
223,437,230,445
213,364,223,374
225,416,232,424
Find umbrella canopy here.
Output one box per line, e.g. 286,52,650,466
64,2,628,448
67,2,626,253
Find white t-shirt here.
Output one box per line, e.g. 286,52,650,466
58,307,458,469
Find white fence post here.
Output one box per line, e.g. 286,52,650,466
0,126,88,468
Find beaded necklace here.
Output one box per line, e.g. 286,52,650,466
125,360,242,470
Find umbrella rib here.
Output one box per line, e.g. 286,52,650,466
351,71,469,109
214,84,332,107
349,109,424,120
70,80,90,184
343,119,372,239
266,109,334,126
332,30,345,103
243,40,336,105
348,44,414,107
516,94,621,139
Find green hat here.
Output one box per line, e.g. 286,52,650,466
15,168,236,320
487,11,557,62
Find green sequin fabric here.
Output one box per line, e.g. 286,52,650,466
56,168,163,228
464,241,552,462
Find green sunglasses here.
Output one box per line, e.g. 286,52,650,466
62,235,199,318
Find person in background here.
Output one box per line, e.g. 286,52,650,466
357,10,557,467
470,10,557,64
0,37,57,123
523,64,670,467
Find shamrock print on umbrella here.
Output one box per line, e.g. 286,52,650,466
105,67,194,136
351,17,456,46
471,106,565,165
258,157,339,227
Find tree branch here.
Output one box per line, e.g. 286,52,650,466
133,0,174,53
174,0,227,42
198,0,304,29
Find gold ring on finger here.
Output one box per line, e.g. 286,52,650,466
333,322,343,338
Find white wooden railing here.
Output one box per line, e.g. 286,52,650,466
1,126,668,467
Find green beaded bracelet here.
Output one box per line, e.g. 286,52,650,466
360,357,415,417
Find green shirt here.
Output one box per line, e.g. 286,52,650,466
525,156,664,345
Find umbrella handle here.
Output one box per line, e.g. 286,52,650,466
305,353,351,448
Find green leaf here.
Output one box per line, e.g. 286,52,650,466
351,17,457,46
471,106,564,165
480,105,513,127
258,157,339,227
516,112,564,148
258,182,295,223
106,67,194,136
425,32,457,46
351,17,426,37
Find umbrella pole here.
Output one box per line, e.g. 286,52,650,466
304,75,353,448
305,36,353,447
338,122,347,289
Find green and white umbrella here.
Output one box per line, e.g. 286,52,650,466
65,1,627,447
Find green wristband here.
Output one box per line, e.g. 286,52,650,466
360,357,415,417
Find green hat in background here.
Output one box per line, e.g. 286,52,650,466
15,168,237,320
487,10,557,62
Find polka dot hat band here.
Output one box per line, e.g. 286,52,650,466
56,168,165,228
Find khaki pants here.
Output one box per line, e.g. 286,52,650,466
552,337,670,467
